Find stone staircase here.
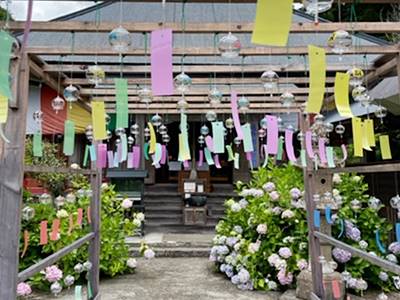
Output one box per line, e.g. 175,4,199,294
143,183,236,233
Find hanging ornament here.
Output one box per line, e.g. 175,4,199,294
106,130,113,140
39,193,52,205
144,127,151,138
65,193,76,204
324,122,334,134
200,125,209,136
115,127,125,136
22,206,35,221
233,137,242,146
130,124,140,136
277,116,284,131
346,67,364,87
297,132,305,142
51,96,65,113
83,261,93,271
159,125,168,136
85,125,93,142
205,110,217,122
151,114,163,127
198,135,205,145
86,65,105,86
335,124,345,135
138,87,153,104
374,105,388,119
303,0,333,14
225,118,234,130
208,87,223,106
64,275,75,288
238,96,250,113
33,110,43,123
115,138,121,145
174,72,192,94
314,114,325,125
63,85,79,104
352,85,369,102
260,70,279,89
127,136,135,145
258,128,266,139
328,30,352,55
223,127,228,137
54,196,65,209
218,32,241,59
50,282,63,296
368,196,382,210
108,26,131,53
390,195,400,210
280,92,295,107
162,134,170,144
259,117,268,129
177,98,189,113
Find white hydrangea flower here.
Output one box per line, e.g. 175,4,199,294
126,258,137,268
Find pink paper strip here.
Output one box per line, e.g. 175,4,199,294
319,138,327,164
231,91,244,140
96,143,107,169
151,29,174,96
198,149,204,167
332,280,341,299
39,220,48,245
50,219,60,241
160,145,167,165
214,154,222,169
76,208,83,227
205,135,214,152
341,144,348,161
305,131,315,159
246,152,253,161
107,151,114,168
266,115,279,155
132,146,141,169
151,155,161,169
285,129,297,162
183,160,190,169
127,152,134,168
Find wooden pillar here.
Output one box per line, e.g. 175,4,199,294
0,54,30,300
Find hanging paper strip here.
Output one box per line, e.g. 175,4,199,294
89,145,97,162
231,91,244,140
338,219,345,238
91,101,107,140
326,147,335,168
198,149,204,167
375,229,386,254
148,122,156,154
151,28,173,96
285,130,297,162
361,121,372,151
251,0,293,46
96,143,107,169
313,210,321,228
335,73,353,117
205,135,215,152
180,113,191,160
300,149,307,168
67,102,91,133
204,148,214,166
87,206,91,224
214,154,222,169
318,138,328,164
0,95,7,123
115,78,129,128
352,117,363,157
152,143,163,166
305,131,315,159
76,208,83,227
152,155,161,168
50,219,60,241
212,121,225,154
183,160,190,169
226,145,235,162
33,131,43,157
262,144,269,168
365,119,376,147
0,31,14,100
246,152,253,170
39,220,48,245
380,135,392,160
277,136,284,161
332,281,341,299
107,150,114,168
234,152,240,170
21,230,29,258
114,146,120,167
242,123,254,153
132,146,141,169
325,206,333,225
266,115,279,155
306,45,326,114
160,145,167,165
396,223,400,242
341,144,348,161
127,152,134,168
68,215,74,236
121,134,128,162
144,143,150,160
63,120,75,156
75,286,83,300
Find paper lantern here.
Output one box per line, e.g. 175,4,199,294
108,26,131,53
218,32,241,59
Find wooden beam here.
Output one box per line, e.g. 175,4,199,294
97,96,309,102
105,108,300,114
317,162,400,175
24,165,97,175
4,21,400,33
28,58,59,92
104,103,303,109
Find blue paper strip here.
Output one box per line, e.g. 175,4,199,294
89,144,97,162
212,121,225,154
338,219,345,238
314,210,321,228
204,147,215,166
74,286,82,300
121,134,128,162
396,223,400,242
375,229,386,254
325,205,333,225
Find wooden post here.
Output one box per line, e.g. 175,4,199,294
0,54,30,300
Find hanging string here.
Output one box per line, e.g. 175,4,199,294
180,0,187,72
119,0,123,27
70,31,75,81
3,0,10,30
94,2,101,65
213,33,218,85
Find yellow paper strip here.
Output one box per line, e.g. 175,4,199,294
362,122,372,151
91,101,107,141
0,95,7,123
380,135,392,160
148,122,156,154
306,45,326,114
352,117,363,157
335,73,353,118
67,103,92,133
251,0,294,46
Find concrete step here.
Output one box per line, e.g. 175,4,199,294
129,246,210,257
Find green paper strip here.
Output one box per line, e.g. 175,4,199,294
115,78,129,128
234,152,240,170
226,145,234,161
0,31,14,99
326,146,335,168
83,144,89,167
87,280,93,299
212,121,225,154
277,136,284,161
241,123,254,153
204,147,214,165
121,134,128,162
300,149,307,167
63,120,75,156
144,142,150,160
89,144,97,161
33,131,43,157
74,286,82,300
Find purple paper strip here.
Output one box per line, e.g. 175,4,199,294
231,91,244,140
117,143,123,163
319,138,328,164
205,135,214,152
198,149,204,167
96,143,107,169
183,160,190,169
107,151,114,168
214,154,222,169
266,115,279,155
127,152,134,168
132,146,141,169
160,145,167,165
285,129,297,162
151,29,174,96
245,152,253,161
305,131,315,159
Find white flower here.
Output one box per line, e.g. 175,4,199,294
271,207,283,215
379,271,389,282
256,224,267,235
332,189,340,197
133,219,142,227
283,236,295,244
297,259,308,271
135,212,145,222
281,210,295,219
386,254,398,263
231,202,241,212
127,258,137,268
352,176,361,182
275,258,287,270
233,242,241,252
239,199,248,208
267,280,278,290
358,240,368,250
248,241,261,254
263,182,276,192
332,173,342,184
101,183,109,190
268,254,280,266
70,163,80,169
252,189,264,198
121,199,133,209
278,247,292,258
56,209,69,219
269,191,280,201
238,268,250,283
144,248,155,259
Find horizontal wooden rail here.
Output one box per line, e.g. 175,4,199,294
317,162,400,175
105,108,301,114
24,165,97,175
314,232,400,275
18,233,95,282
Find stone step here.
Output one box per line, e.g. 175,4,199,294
145,223,217,233
129,246,210,257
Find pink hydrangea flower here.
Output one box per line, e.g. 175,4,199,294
45,265,63,283
263,182,276,192
297,259,308,271
269,191,280,201
17,282,32,296
277,269,293,285
121,198,133,209
278,247,292,259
